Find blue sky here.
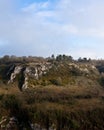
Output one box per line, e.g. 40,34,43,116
0,0,104,59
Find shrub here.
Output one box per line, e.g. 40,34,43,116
49,77,62,86
0,94,4,100
1,95,21,113
99,76,104,86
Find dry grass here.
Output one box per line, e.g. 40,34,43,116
0,84,104,129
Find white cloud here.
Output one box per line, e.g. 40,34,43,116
54,0,104,38
62,24,78,34
22,1,50,13
0,0,104,58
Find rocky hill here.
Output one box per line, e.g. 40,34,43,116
0,56,103,90
0,55,104,129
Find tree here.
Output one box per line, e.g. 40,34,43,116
51,54,55,60
2,55,10,63
56,55,63,61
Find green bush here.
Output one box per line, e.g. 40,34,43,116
1,95,21,112
0,94,4,100
99,76,104,86
49,77,62,86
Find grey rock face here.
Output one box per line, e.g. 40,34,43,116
8,66,22,84
7,62,99,89
0,116,19,130
0,116,56,130
7,62,52,89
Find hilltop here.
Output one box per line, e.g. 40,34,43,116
0,55,104,89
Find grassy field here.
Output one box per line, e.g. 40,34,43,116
0,83,104,129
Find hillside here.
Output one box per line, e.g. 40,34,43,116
0,55,104,130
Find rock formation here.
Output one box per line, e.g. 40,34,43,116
7,62,52,89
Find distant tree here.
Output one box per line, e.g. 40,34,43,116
51,54,55,60
68,55,73,61
83,57,87,61
2,55,10,63
56,55,63,61
78,57,82,62
56,54,73,62
78,57,91,62
88,58,91,62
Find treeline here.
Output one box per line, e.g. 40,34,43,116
0,55,45,64
48,54,92,63
47,54,73,62
1,54,104,64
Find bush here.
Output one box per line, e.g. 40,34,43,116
1,95,21,113
99,76,104,86
0,94,4,100
49,77,62,86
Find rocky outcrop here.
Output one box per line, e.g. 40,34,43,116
0,116,19,130
0,116,56,130
2,61,100,89
68,63,99,75
7,62,52,89
22,63,52,89
22,67,29,89
8,66,22,84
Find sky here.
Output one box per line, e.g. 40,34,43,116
0,0,104,59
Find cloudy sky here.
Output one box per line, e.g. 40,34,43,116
0,0,104,59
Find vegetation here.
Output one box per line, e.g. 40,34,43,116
0,85,104,129
0,54,104,129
